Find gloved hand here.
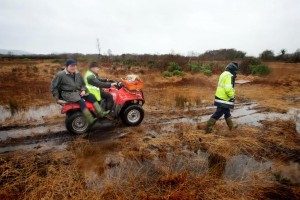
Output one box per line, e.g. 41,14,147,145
117,82,123,88
107,79,115,83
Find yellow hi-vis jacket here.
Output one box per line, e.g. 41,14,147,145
214,71,235,109
84,70,101,101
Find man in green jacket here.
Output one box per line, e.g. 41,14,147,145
51,59,108,125
84,62,116,112
205,62,239,133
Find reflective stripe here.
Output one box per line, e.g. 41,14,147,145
218,84,234,89
214,99,234,105
86,85,100,90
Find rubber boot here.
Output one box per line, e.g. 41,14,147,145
225,117,238,130
205,118,217,134
82,108,96,125
93,102,110,118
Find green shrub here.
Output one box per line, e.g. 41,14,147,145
162,71,173,77
249,64,271,76
189,62,202,73
240,57,262,75
162,62,184,77
168,62,182,72
201,64,212,76
173,70,184,76
188,62,213,76
202,68,212,76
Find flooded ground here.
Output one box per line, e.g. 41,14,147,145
0,102,299,154
0,103,61,127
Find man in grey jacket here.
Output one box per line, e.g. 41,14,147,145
51,59,108,125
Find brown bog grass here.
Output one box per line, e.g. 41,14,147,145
0,59,300,199
0,119,300,199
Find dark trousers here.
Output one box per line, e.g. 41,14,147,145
101,90,114,110
211,107,231,120
77,94,97,111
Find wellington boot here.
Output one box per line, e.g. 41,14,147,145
82,109,96,125
225,117,238,130
93,102,110,118
205,118,217,134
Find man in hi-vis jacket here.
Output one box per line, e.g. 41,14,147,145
84,62,117,112
205,62,239,133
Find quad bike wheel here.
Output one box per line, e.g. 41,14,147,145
65,112,90,135
122,105,144,126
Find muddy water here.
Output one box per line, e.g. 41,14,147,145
154,103,298,128
86,152,276,190
86,142,277,189
88,148,300,190
0,124,65,141
1,102,299,154
224,155,272,180
0,103,61,126
0,119,128,154
0,140,68,154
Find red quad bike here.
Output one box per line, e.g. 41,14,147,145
57,76,145,135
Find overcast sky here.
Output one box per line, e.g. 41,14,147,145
0,0,299,56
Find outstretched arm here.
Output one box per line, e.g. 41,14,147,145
87,75,112,88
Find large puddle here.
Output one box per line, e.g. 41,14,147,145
0,103,61,127
86,151,294,191
0,119,128,154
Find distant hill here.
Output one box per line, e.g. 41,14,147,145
0,49,33,55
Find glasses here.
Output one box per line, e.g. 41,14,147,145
69,64,77,67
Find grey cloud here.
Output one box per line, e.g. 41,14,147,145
0,0,299,56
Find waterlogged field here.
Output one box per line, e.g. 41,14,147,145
0,59,300,199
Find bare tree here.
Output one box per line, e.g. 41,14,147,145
96,38,101,60
107,49,112,63
187,51,196,63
